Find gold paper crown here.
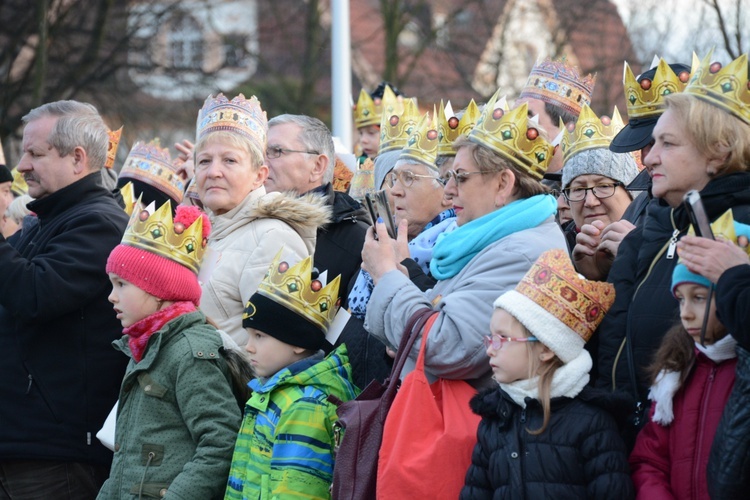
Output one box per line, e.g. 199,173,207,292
560,104,625,162
379,92,420,154
353,88,383,129
468,90,554,180
686,208,750,250
120,139,185,204
105,126,123,169
11,168,27,196
685,52,750,125
519,57,596,116
399,108,439,170
437,99,482,157
120,181,137,216
253,250,341,333
196,93,268,154
623,58,691,120
122,201,208,274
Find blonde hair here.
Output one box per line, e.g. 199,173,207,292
665,93,750,175
195,131,264,169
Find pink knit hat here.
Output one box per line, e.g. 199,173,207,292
106,205,211,306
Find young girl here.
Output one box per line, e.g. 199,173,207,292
461,249,634,499
629,259,737,499
97,203,241,499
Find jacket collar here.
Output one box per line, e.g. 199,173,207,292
28,172,109,222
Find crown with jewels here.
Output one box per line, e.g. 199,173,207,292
468,90,554,180
250,250,341,334
122,201,208,275
399,107,439,170
519,56,596,116
120,139,185,204
353,88,383,129
684,52,750,125
105,126,123,169
437,99,482,157
560,104,625,162
379,95,421,154
623,57,692,120
196,93,268,154
120,181,137,216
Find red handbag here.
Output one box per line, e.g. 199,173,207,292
376,314,481,499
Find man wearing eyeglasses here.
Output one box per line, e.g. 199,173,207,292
265,114,370,308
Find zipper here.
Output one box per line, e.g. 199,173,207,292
693,365,716,496
666,229,680,259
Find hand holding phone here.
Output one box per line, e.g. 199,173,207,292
365,190,397,239
683,190,714,239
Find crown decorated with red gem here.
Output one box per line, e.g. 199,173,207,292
353,88,383,129
105,126,123,169
468,90,554,180
120,139,185,204
399,108,439,170
121,202,209,275
685,52,750,125
623,58,691,120
252,250,341,333
560,104,625,162
379,95,421,155
519,56,596,116
437,99,482,157
196,93,268,154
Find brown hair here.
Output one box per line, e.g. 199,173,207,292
527,350,564,436
646,322,696,387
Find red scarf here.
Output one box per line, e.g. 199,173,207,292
122,301,196,362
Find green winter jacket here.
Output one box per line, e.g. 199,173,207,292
98,311,242,499
225,344,359,499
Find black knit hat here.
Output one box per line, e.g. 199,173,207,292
0,165,12,184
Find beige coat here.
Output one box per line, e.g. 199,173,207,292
200,186,330,346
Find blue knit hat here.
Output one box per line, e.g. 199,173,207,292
671,263,711,296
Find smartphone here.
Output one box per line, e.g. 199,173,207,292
683,190,714,239
365,190,397,239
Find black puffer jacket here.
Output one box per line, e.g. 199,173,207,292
461,386,634,500
596,173,750,406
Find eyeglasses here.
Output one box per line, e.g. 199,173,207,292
562,182,623,202
266,146,320,159
440,169,487,186
483,334,539,350
385,170,440,188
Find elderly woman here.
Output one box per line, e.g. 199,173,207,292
194,94,329,346
595,53,750,436
362,95,567,384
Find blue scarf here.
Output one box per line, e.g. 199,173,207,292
430,194,557,280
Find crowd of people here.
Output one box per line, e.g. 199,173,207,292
0,49,749,500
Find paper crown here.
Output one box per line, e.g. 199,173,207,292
105,126,123,169
438,100,482,157
248,250,341,335
121,201,209,275
196,93,268,154
468,91,554,180
11,168,27,196
353,88,384,129
119,181,137,216
684,52,750,125
560,104,625,162
379,91,420,155
519,57,596,117
399,108,439,170
494,249,615,363
623,58,691,120
120,139,185,204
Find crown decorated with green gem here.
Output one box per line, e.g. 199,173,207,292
120,139,185,204
196,93,268,154
468,90,554,180
121,201,208,275
685,51,750,125
399,108,439,170
353,88,384,128
253,250,341,333
379,93,420,155
561,104,625,162
623,58,691,120
438,99,482,157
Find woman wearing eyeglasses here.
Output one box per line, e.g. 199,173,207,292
193,94,330,346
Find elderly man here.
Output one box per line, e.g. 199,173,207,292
265,114,369,307
0,101,128,498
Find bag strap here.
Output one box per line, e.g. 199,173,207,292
414,313,438,373
386,308,435,391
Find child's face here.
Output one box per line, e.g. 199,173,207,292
358,125,380,158
486,309,538,384
245,328,306,378
108,273,161,328
675,283,727,344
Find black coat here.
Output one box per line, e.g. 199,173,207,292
461,386,634,500
0,173,129,466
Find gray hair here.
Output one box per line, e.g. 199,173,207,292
6,195,32,224
268,114,335,184
22,101,109,171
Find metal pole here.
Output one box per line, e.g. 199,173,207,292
331,0,352,152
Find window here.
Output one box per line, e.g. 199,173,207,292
168,15,203,70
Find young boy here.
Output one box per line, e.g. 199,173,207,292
225,251,359,499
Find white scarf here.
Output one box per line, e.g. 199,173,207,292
649,334,738,425
499,349,592,409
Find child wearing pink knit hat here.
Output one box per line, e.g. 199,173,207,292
98,203,241,499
